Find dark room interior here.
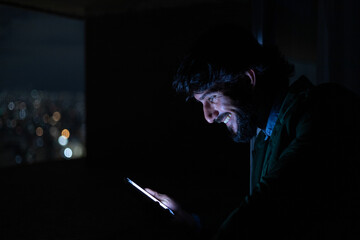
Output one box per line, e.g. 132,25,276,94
0,0,359,239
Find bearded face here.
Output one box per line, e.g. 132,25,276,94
194,90,257,143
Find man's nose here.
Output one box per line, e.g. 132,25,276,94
203,103,219,123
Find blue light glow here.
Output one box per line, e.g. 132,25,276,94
126,178,175,215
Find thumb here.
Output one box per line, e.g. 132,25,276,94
144,188,166,200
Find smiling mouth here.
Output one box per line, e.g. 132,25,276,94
223,113,232,124
215,112,232,125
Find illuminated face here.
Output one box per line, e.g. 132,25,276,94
194,90,257,143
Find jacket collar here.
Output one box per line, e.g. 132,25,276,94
278,76,314,125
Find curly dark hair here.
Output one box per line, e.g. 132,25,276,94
172,24,294,101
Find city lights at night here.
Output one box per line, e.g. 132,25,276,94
0,4,85,167
0,90,86,166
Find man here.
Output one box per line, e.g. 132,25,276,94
146,25,360,239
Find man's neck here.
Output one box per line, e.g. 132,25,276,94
255,96,274,131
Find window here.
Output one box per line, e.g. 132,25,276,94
0,5,86,167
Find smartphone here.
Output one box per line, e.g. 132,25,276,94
125,177,175,216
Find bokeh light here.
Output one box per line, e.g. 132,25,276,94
52,111,61,122
64,148,72,158
61,129,70,139
58,136,68,146
35,127,43,137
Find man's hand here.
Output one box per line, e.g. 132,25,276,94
144,188,180,212
145,188,201,231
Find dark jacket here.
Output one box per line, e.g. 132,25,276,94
215,77,360,239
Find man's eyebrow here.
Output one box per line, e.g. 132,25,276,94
198,91,213,101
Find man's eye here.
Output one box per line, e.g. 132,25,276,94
208,95,216,103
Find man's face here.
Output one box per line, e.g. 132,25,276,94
194,90,257,143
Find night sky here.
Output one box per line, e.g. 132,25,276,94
0,4,84,92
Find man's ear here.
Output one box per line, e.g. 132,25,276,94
245,69,256,87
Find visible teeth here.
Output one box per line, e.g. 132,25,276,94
223,113,231,124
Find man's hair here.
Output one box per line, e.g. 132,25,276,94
172,24,294,100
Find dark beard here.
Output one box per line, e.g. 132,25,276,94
228,107,257,143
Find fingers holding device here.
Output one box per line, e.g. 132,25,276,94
125,177,175,216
